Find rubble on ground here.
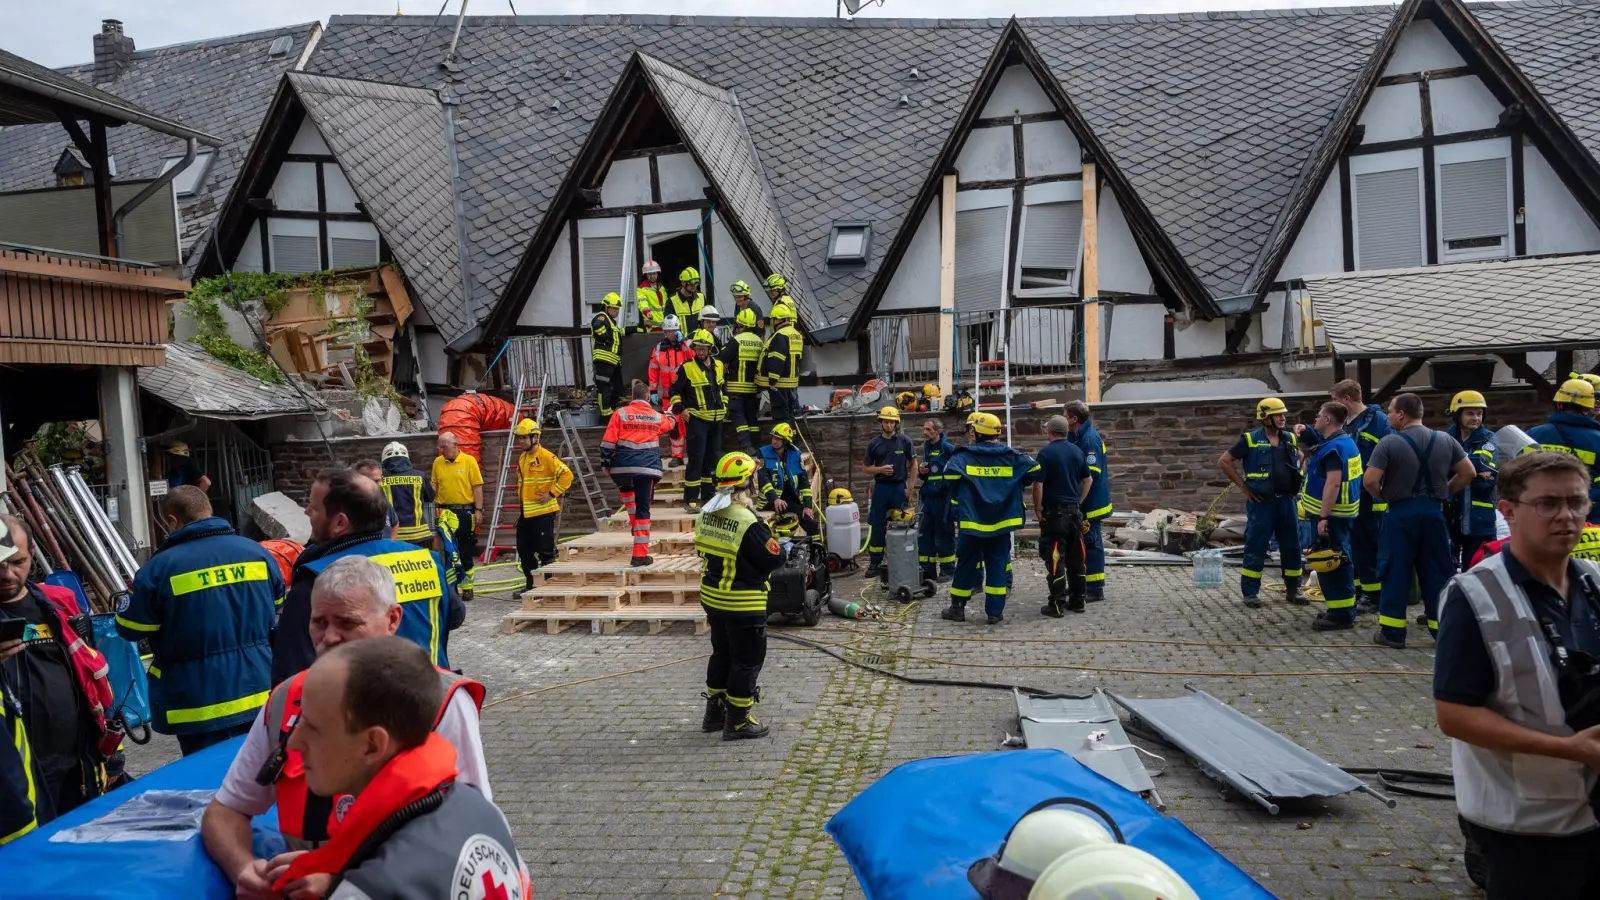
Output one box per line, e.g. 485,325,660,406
250,491,313,543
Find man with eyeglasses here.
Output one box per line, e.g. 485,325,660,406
1435,451,1600,898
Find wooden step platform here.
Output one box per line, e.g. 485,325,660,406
522,554,701,589
562,531,697,561
603,508,697,534
501,554,706,634
518,581,701,612
502,607,708,635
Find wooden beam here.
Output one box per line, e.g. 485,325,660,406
1556,349,1574,382
1357,358,1373,398
613,143,687,161
89,122,114,257
1372,355,1427,403
1333,354,1346,382
1500,351,1556,399
1224,314,1252,354
957,172,1082,192
1512,132,1527,255
1339,156,1354,271
0,252,189,293
973,111,1063,128
1081,161,1101,403
1348,126,1508,157
937,173,957,402
1420,78,1438,266
574,198,709,219
1376,66,1473,86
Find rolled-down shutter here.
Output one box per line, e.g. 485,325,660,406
270,233,320,274
1019,200,1082,289
581,236,625,308
1354,168,1423,271
954,206,1008,313
330,236,379,269
1439,157,1509,244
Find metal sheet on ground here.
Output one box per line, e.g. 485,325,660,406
1015,689,1156,796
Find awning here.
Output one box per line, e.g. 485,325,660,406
1304,253,1600,359
138,341,320,420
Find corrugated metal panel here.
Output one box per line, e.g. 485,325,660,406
1354,168,1423,270
1439,157,1509,243
955,206,1007,312
271,233,320,274
330,235,379,269
581,236,624,308
0,181,179,267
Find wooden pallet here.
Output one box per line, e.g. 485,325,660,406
561,531,697,561
520,584,700,610
603,508,698,534
524,554,701,589
501,607,708,635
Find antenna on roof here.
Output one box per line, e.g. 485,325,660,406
837,0,883,17
440,0,469,72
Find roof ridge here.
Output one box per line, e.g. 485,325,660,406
55,21,319,71
289,70,442,102
1467,0,1600,9
326,7,1407,28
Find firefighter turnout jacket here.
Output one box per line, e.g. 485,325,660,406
945,440,1042,536
380,458,435,543
590,310,622,365
649,336,694,402
636,281,668,330
694,502,786,614
761,324,804,389
720,330,764,394
518,445,574,518
671,358,727,421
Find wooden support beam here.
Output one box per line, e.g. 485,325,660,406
1357,358,1373,399
1556,349,1574,383
89,122,114,257
1333,354,1346,382
1081,162,1101,403
1372,356,1427,403
937,172,957,402
1499,352,1556,399
1224,314,1252,354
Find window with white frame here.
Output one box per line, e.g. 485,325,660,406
1016,200,1083,295
1352,154,1424,271
159,150,214,198
1437,141,1511,261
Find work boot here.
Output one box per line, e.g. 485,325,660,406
700,692,725,733
986,614,1003,626
1040,599,1065,618
940,603,966,622
723,705,770,740
1415,612,1428,626
1355,597,1378,616
522,572,534,593
632,555,654,568
1372,630,1406,650
1288,590,1310,606
865,564,884,579
685,501,701,514
1065,595,1086,614
1243,596,1263,609
1086,592,1105,603
937,571,953,584
1311,613,1354,631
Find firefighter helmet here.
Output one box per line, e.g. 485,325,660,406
715,452,758,488
772,422,796,443
662,314,682,334
735,308,758,328
829,488,853,505
1572,372,1600,389
730,280,752,297
437,508,460,534
878,406,902,422
166,441,191,457
690,330,715,347
513,418,540,436
1305,547,1345,573
1255,397,1289,420
764,273,787,291
700,307,722,322
601,291,622,309
1448,390,1487,414
970,412,1003,436
771,302,796,321
1556,378,1597,410
641,259,661,275
896,391,919,411
381,441,409,461
679,266,700,283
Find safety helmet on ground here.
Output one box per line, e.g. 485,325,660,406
699,307,722,322
1448,390,1487,414
764,273,787,291
735,308,758,328
771,303,796,322
641,260,661,275
772,422,797,443
1305,547,1345,574
513,418,540,436
896,390,919,410
829,487,853,505
970,412,1003,436
922,383,940,399
730,280,752,297
968,797,1122,900
680,266,700,283
1026,843,1199,900
770,512,800,536
166,441,190,457
381,441,409,461
1556,378,1597,410
878,406,902,422
1255,397,1289,420
715,451,758,488
662,314,682,333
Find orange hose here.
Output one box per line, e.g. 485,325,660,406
437,393,515,463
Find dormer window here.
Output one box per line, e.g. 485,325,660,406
828,222,871,266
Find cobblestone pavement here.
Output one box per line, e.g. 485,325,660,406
124,556,1472,899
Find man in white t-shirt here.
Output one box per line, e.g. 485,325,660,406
200,556,491,899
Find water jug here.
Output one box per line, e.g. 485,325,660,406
1192,548,1224,588
825,501,862,560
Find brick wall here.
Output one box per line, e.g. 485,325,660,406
270,430,515,504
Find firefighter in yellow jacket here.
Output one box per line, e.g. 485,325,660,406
514,418,573,591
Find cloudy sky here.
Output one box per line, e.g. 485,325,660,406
11,0,1342,68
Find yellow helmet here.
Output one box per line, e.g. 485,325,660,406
770,512,800,536
771,422,796,443
730,280,752,297
771,302,796,321
1571,372,1600,388
1255,396,1289,420
896,391,918,410
878,406,901,422
922,383,940,399
690,329,716,347
829,487,853,505
764,273,787,291
679,266,700,283
166,441,190,457
1305,547,1345,573
735,307,758,328
1556,378,1597,410
1448,390,1487,414
715,451,758,487
601,291,622,308
437,508,460,533
970,412,1003,436
513,418,540,436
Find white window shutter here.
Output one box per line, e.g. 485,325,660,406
581,236,625,308
1019,200,1082,291
329,236,378,269
270,234,320,274
1439,157,1509,243
954,206,1008,313
1354,168,1423,271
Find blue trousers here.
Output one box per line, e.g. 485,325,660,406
867,481,908,566
1351,506,1387,603
1316,516,1357,622
728,393,761,451
950,532,1012,617
1084,518,1106,597
918,501,955,577
1241,495,1302,598
1378,497,1452,643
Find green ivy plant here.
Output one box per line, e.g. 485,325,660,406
179,269,376,387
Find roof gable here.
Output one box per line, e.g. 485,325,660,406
1475,1,1600,164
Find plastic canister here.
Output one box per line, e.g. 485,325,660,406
826,501,862,559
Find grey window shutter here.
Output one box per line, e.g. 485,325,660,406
1020,200,1082,288
1354,168,1423,271
270,234,321,274
1439,158,1509,243
954,206,1008,312
329,236,379,269
581,236,625,308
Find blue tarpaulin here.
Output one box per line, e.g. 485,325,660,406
825,749,1276,900
0,736,284,900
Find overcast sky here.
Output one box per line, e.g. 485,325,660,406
10,0,1343,68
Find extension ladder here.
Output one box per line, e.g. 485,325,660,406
552,409,610,532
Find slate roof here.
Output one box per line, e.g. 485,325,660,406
1475,0,1600,163
0,47,221,142
285,73,473,341
0,23,318,269
1305,254,1600,357
139,340,321,419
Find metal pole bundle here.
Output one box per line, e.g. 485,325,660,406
0,450,137,611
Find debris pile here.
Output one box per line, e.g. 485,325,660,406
263,266,412,392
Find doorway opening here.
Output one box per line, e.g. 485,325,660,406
647,232,703,325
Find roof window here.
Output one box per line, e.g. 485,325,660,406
160,150,215,199
828,222,871,266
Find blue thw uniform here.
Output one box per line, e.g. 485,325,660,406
117,517,283,743
1036,436,1091,610
1228,427,1303,603
302,538,456,668
1447,423,1498,569
758,442,817,537
1346,404,1392,604
1299,433,1361,623
944,440,1042,619
380,457,435,545
864,431,916,570
1069,422,1112,599
1527,412,1600,525
918,434,958,579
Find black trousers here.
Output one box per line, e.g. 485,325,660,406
1039,504,1087,603
1461,816,1600,899
768,388,800,431
684,416,724,505
1454,530,1491,572
593,360,622,415
442,505,477,571
176,720,254,757
705,609,767,704
517,513,558,577
728,393,761,450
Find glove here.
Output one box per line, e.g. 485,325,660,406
649,391,659,407
1078,505,1090,535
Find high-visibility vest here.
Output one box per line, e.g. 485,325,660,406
1299,433,1361,519
590,311,622,365
672,358,727,422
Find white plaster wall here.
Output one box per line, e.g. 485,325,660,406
657,153,710,204
980,65,1053,118
1106,303,1163,361
708,209,762,312
1277,175,1343,280
322,164,361,214
1524,143,1600,255
288,119,331,156
643,208,703,236
879,203,941,312
1022,121,1079,178
1383,20,1465,76
1174,317,1227,357
601,157,651,208
1359,82,1423,145
272,162,319,211
955,126,1014,182
809,341,860,378
518,228,575,328
417,332,449,385
1098,187,1154,295
235,221,264,272
1430,76,1503,135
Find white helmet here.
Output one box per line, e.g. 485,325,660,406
641,259,661,275
969,799,1120,900
1027,844,1199,900
699,307,722,321
381,441,409,462
662,314,682,333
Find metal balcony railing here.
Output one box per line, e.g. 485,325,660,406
868,305,1079,387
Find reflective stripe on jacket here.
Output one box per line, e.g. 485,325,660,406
1070,423,1113,520
518,445,573,518
761,326,803,389
599,400,676,478
1299,433,1361,519
380,461,434,543
919,437,957,504
590,311,622,364
671,358,727,422
1528,412,1600,504
1240,427,1300,495
759,444,812,506
648,339,693,400
1448,423,1498,536
945,440,1042,535
302,539,452,670
721,331,765,393
694,503,785,613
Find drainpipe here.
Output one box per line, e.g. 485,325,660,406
114,137,195,260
